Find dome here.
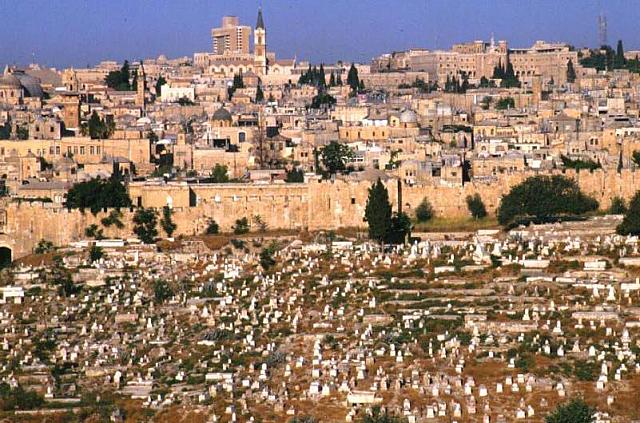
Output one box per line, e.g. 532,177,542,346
399,109,418,124
14,72,43,98
0,71,21,89
212,107,232,122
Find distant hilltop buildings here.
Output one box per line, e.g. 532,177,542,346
193,9,297,80
371,39,578,86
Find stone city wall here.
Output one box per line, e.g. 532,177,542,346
1,169,638,259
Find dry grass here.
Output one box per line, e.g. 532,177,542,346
413,216,500,233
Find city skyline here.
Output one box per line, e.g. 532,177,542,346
1,0,640,69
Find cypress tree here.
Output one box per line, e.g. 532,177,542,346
329,72,336,87
347,64,360,91
566,59,577,83
364,179,392,244
255,85,264,102
615,39,625,68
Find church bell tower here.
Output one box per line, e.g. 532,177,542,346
254,8,267,75
136,62,146,110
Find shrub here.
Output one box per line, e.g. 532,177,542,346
34,239,54,255
205,219,219,235
233,217,250,235
415,198,434,222
466,193,487,219
545,398,594,423
608,196,627,214
259,242,278,271
101,209,125,228
89,245,104,263
85,224,104,240
153,280,173,304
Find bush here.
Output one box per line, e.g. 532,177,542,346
561,155,601,171
415,198,434,222
34,239,54,255
360,406,407,423
285,169,305,183
101,209,125,228
89,245,104,263
573,360,598,381
205,219,219,235
85,224,104,240
466,193,487,219
617,191,640,235
233,217,250,235
260,242,278,271
211,164,229,183
495,97,515,110
153,280,173,304
497,175,598,226
545,398,594,423
608,196,627,214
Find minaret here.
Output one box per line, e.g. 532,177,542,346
254,8,267,75
136,62,146,109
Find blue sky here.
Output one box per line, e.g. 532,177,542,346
1,0,638,68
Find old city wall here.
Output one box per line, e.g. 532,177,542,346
2,169,638,259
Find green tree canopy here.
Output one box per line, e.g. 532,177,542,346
160,206,177,237
347,63,360,91
255,85,264,102
155,75,167,97
365,179,392,243
259,242,278,271
386,212,412,245
105,60,132,91
310,92,336,109
497,175,598,226
233,217,250,235
415,198,434,222
466,193,488,219
211,164,230,183
609,196,627,214
285,168,305,183
66,177,131,214
85,111,114,139
321,141,354,175
614,39,626,69
545,398,594,423
360,406,407,423
495,97,515,110
133,208,158,244
617,191,640,235
205,219,219,235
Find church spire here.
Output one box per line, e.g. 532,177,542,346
256,7,265,30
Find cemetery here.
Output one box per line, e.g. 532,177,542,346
0,217,638,422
